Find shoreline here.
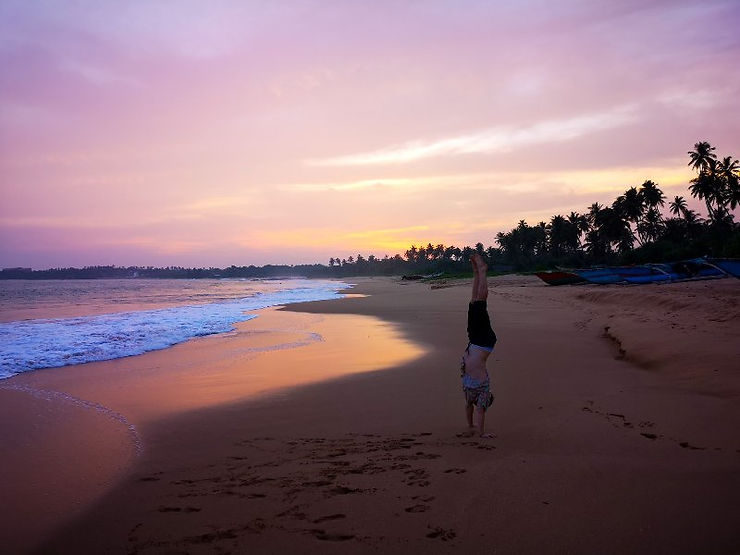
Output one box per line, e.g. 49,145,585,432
3,276,739,553
1,292,424,554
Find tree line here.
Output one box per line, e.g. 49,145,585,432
2,141,737,280
492,140,739,269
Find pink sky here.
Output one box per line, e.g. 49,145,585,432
1,0,739,268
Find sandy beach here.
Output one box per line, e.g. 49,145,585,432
2,275,739,554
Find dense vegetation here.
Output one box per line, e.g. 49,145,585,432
2,141,737,280
491,140,739,271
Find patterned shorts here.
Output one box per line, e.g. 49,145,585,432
464,384,494,410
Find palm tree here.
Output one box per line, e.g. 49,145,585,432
669,196,688,218
548,215,569,256
614,186,646,244
586,207,633,257
535,223,547,256
683,209,701,225
688,141,717,173
717,156,740,210
637,208,664,243
567,211,589,250
639,180,665,209
615,187,645,223
689,159,721,219
587,202,603,227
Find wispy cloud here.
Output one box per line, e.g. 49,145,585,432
657,88,725,110
281,163,690,196
60,60,142,88
308,105,638,167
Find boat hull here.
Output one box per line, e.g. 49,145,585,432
534,271,586,286
707,258,740,278
575,266,654,284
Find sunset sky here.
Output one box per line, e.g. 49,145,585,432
1,0,739,269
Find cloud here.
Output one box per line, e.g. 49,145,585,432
281,163,690,198
308,105,639,167
59,60,141,88
657,88,725,111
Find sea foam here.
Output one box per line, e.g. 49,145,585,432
0,280,350,379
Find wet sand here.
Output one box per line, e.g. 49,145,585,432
3,276,740,554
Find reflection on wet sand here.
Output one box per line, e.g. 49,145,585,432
11,307,425,426
1,306,425,553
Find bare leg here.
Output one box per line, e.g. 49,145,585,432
474,407,495,439
471,254,488,302
457,403,477,437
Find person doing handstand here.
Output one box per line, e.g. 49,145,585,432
460,254,497,438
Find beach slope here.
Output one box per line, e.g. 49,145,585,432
18,276,740,554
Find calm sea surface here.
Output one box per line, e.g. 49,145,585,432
0,278,350,379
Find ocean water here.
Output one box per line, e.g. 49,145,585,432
0,278,351,379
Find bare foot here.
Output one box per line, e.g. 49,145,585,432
456,429,476,438
479,433,496,439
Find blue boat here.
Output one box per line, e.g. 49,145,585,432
706,258,740,279
624,259,723,284
575,265,654,284
575,259,726,285
623,272,675,284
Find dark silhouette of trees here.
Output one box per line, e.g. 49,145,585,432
669,196,687,218
688,141,717,173
492,140,738,269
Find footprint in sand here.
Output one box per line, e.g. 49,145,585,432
426,526,456,541
443,468,467,474
403,468,431,487
678,441,706,450
328,485,365,495
404,504,430,513
184,530,238,544
313,513,347,524
309,529,355,542
157,506,201,513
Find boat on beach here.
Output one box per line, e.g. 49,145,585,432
706,258,740,278
535,257,736,286
574,265,655,284
534,271,586,286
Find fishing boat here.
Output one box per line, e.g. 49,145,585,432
534,271,586,286
536,258,732,286
575,265,656,284
623,259,723,284
706,258,740,278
